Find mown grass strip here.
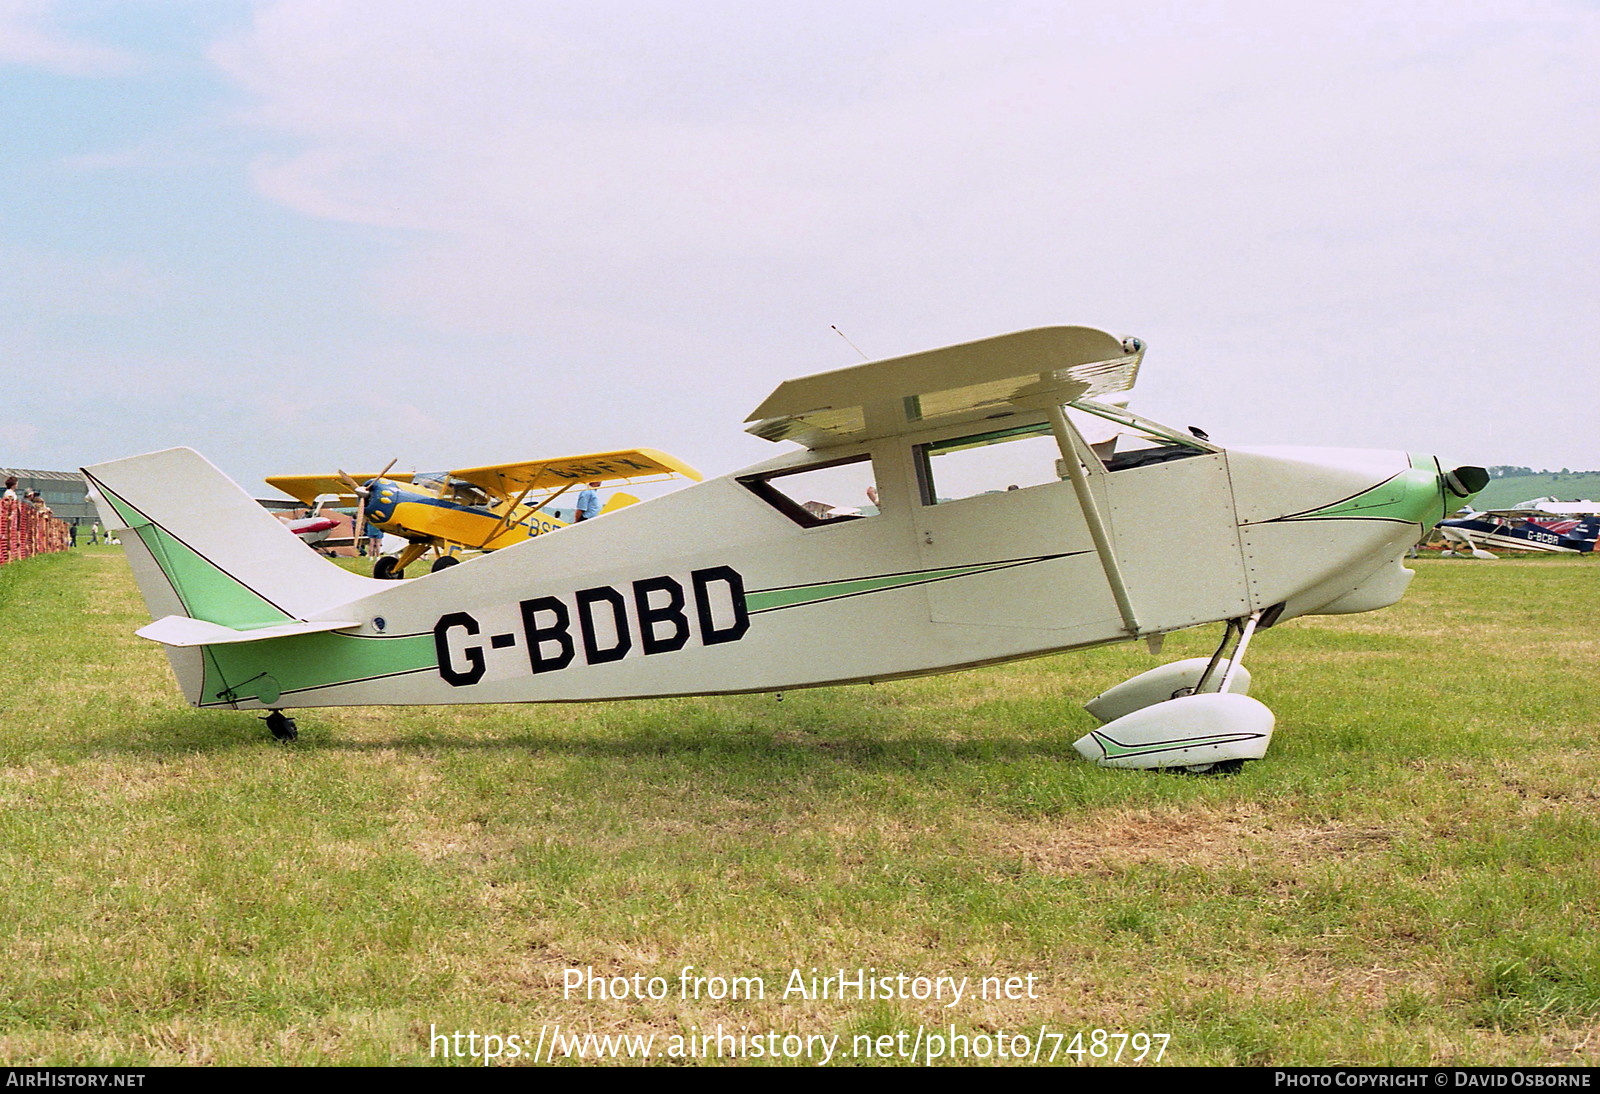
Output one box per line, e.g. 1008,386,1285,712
0,549,1596,1065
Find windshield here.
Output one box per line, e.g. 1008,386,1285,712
1065,399,1215,472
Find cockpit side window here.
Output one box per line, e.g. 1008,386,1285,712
446,479,490,507
915,422,1064,504
739,455,880,528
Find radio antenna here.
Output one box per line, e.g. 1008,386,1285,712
831,325,869,362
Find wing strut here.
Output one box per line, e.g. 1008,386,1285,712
1046,403,1140,636
475,482,539,550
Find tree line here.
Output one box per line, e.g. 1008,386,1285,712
1488,466,1597,478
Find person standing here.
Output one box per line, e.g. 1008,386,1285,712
574,481,602,522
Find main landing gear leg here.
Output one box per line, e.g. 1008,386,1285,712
1074,610,1276,772
264,710,298,741
374,541,433,580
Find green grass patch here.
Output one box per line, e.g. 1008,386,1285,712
0,548,1597,1064
1470,473,1600,510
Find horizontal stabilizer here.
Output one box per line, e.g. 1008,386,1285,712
137,615,363,648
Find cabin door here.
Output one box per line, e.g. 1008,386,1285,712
1098,452,1250,630
910,425,1124,639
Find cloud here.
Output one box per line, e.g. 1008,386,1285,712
203,1,1600,470
0,0,135,75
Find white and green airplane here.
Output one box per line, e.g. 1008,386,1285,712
85,326,1486,770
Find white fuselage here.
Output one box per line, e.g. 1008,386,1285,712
150,419,1442,712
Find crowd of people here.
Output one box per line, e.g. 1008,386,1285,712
0,475,77,564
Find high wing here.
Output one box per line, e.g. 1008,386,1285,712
1471,508,1583,523
745,325,1144,450
1501,496,1600,516
265,473,417,507
448,449,702,502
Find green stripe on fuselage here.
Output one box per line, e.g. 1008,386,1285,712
201,630,437,706
744,560,1036,613
1283,457,1444,526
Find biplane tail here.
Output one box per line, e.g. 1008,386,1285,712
83,448,373,645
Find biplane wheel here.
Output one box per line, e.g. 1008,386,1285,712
431,556,461,573
373,555,403,580
264,711,298,742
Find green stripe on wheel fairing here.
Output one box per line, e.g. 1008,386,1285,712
1091,730,1266,760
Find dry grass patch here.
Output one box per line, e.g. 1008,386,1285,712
993,802,1394,875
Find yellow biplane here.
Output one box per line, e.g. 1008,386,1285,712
267,449,701,578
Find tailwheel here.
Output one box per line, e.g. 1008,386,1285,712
264,710,298,741
373,555,403,580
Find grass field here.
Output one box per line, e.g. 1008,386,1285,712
1471,472,1600,510
1,545,1598,1066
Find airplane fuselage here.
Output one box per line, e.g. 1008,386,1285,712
85,324,1483,768
363,478,566,552
1438,515,1597,555
154,426,1455,712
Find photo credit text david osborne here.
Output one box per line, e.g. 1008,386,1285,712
1275,1073,1591,1088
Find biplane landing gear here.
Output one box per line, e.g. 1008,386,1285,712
1074,611,1277,772
264,710,298,742
375,542,431,580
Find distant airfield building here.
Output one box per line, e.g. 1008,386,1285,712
2,467,96,524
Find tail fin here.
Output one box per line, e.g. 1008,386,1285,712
600,491,640,515
84,448,373,632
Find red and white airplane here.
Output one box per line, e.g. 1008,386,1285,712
277,507,349,555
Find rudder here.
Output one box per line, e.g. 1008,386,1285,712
84,448,374,631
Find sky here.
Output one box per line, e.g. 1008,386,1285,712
1,0,1596,492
